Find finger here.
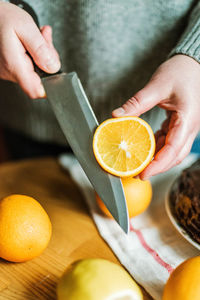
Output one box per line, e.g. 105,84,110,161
155,129,163,141
14,36,46,98
154,117,170,141
17,67,46,99
112,80,166,117
161,117,170,134
140,144,177,180
174,131,198,165
17,16,60,73
140,113,189,179
152,130,196,172
41,25,60,63
155,134,165,154
41,25,53,45
154,118,169,144
16,52,46,99
153,116,170,154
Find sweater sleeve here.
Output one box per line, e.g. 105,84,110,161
169,2,200,63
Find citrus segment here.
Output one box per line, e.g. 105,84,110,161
93,117,155,177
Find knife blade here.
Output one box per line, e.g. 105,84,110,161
42,72,129,233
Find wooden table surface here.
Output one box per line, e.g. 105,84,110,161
0,157,152,300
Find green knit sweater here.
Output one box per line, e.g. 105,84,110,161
0,0,199,145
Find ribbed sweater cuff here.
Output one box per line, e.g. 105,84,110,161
169,4,200,63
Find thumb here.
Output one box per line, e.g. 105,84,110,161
112,81,163,117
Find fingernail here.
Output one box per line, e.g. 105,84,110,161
38,84,46,98
113,107,125,117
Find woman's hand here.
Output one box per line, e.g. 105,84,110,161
112,54,200,179
0,2,60,98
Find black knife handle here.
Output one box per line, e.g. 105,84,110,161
10,0,61,78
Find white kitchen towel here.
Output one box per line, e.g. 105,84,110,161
59,154,200,300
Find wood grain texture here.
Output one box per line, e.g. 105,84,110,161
0,157,152,300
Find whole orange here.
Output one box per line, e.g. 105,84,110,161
96,177,152,218
162,256,200,300
0,194,52,262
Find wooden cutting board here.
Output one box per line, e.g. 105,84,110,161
0,157,152,300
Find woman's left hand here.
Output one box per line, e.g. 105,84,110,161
112,54,200,179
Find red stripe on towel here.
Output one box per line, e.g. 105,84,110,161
130,222,174,274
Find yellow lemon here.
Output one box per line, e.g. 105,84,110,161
57,258,143,300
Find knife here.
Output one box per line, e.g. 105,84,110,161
17,0,129,233
42,72,129,233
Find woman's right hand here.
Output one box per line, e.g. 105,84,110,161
0,2,60,98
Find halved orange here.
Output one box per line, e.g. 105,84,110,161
93,117,155,177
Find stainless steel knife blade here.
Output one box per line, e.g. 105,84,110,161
42,72,129,233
